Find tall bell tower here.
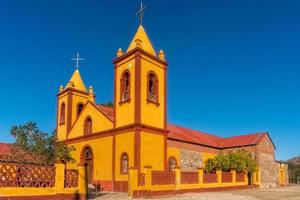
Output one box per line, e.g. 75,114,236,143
113,25,168,130
113,24,168,171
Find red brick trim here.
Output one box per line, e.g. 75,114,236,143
93,180,114,191
114,181,128,192
0,194,87,200
64,123,168,144
57,87,89,96
113,47,168,67
134,51,142,124
134,130,141,171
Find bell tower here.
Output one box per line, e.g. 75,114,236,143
113,25,168,130
56,68,95,141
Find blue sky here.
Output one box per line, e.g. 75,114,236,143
0,0,299,160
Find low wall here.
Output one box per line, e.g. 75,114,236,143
129,167,253,198
0,163,87,200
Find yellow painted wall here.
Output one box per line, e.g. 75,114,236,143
140,56,165,129
115,55,135,127
57,90,90,141
71,93,89,125
57,93,68,141
68,102,113,139
167,147,180,162
67,136,113,181
140,132,164,170
115,132,135,181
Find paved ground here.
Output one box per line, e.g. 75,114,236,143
93,185,300,200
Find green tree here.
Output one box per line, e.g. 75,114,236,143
204,150,257,173
8,122,75,165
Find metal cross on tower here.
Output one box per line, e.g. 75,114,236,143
136,2,146,25
71,52,85,70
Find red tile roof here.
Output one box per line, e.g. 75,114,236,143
96,104,114,121
0,143,11,155
215,132,267,148
95,105,271,149
167,124,221,147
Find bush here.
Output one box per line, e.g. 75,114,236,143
205,150,257,173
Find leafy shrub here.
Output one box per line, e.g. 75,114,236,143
204,150,257,173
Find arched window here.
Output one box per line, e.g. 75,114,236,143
60,103,66,124
77,103,84,117
120,153,129,174
168,157,177,172
84,117,93,135
120,71,130,102
147,72,158,103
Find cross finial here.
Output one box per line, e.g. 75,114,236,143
136,2,146,25
71,52,85,70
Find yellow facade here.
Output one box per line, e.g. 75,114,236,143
140,132,165,170
68,102,113,139
115,132,135,181
67,137,113,181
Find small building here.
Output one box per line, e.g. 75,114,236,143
56,24,288,192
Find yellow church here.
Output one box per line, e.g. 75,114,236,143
56,23,288,193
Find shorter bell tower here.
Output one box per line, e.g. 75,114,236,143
56,59,95,140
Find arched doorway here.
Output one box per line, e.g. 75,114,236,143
81,147,93,184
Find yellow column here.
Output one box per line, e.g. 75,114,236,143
128,168,138,198
231,170,236,185
143,166,152,190
55,163,65,194
252,171,257,185
174,168,181,189
258,168,261,187
216,170,222,186
198,168,204,185
78,165,87,195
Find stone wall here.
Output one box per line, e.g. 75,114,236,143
258,152,279,188
179,149,202,171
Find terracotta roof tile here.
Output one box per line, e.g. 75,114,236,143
167,124,222,147
96,104,114,121
0,143,11,154
167,124,269,149
215,132,267,148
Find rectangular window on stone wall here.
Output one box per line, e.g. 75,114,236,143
179,149,203,171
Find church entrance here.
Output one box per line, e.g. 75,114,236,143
82,147,93,184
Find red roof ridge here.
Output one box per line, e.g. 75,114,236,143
96,104,114,121
167,123,223,139
216,132,268,140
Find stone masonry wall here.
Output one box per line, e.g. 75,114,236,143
179,149,202,171
258,152,279,188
